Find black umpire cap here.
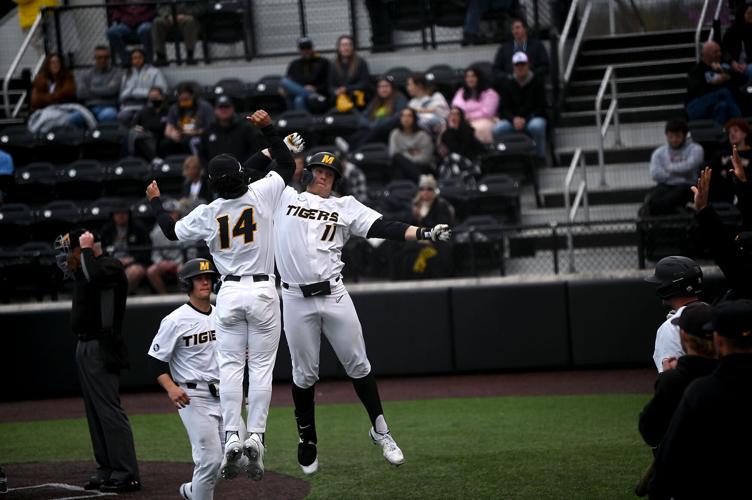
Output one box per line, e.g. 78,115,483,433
671,302,713,340
703,299,752,339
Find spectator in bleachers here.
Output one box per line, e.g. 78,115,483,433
339,156,369,203
280,36,331,112
437,106,485,161
146,198,184,294
70,45,121,128
411,174,455,227
100,203,150,294
406,72,450,135
339,76,408,150
389,107,435,181
709,117,752,204
462,0,517,46
30,53,75,112
152,0,206,66
106,0,156,67
180,155,210,203
686,41,743,126
492,17,549,83
199,95,266,167
451,65,500,144
492,52,548,160
642,119,704,216
721,3,752,83
118,48,167,124
161,82,213,156
0,148,13,202
128,86,168,161
329,35,371,112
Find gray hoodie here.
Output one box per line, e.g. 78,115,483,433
649,136,705,186
119,64,167,107
77,66,122,108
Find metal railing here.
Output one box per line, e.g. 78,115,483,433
557,0,592,85
562,148,590,273
594,65,621,187
3,13,45,119
695,0,724,61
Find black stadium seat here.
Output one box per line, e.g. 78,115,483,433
481,134,537,187
55,160,105,201
0,203,35,246
0,125,36,166
153,155,188,196
12,162,57,204
452,215,506,275
82,122,128,161
379,180,417,219
0,240,61,301
249,75,286,114
275,110,317,145
35,125,84,164
425,64,461,101
351,142,391,185
202,0,254,64
104,156,149,198
81,197,122,232
318,111,360,145
472,174,520,224
210,77,249,110
384,66,413,92
32,200,81,242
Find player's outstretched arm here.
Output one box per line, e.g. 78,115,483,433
146,180,179,241
366,219,452,242
246,110,296,184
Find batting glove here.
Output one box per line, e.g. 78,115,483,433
284,132,305,154
430,224,452,242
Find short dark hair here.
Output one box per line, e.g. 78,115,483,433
665,119,688,135
409,72,429,89
511,17,528,29
177,82,195,95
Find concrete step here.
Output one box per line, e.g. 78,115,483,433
578,43,695,67
564,88,686,113
571,58,695,82
580,29,703,52
558,104,685,127
556,146,654,166
567,73,688,97
553,120,664,151
519,203,642,225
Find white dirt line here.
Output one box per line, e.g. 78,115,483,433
7,482,116,498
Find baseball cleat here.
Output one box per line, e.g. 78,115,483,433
179,481,192,500
221,434,247,479
243,433,265,481
298,439,319,475
369,427,405,466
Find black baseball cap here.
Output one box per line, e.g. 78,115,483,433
703,299,752,339
297,36,313,49
215,95,233,108
671,302,713,340
208,153,242,178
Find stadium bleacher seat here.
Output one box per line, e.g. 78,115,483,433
104,156,150,198
425,64,461,101
249,75,286,114
55,160,105,201
318,111,360,145
472,173,521,224
438,177,474,221
0,203,34,246
130,198,155,228
0,125,36,167
82,122,128,161
688,119,725,160
35,125,84,164
202,0,254,64
481,134,537,200
81,197,122,233
0,240,60,301
211,77,249,110
275,110,317,145
452,214,506,275
379,180,417,219
384,66,413,93
351,142,391,186
153,155,188,197
12,162,57,204
32,200,80,242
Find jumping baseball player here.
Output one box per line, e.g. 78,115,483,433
147,258,222,500
146,110,297,481
269,150,451,473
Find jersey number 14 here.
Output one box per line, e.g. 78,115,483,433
217,208,257,249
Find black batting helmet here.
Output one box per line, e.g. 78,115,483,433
303,151,343,191
178,258,218,294
208,154,246,199
645,256,703,299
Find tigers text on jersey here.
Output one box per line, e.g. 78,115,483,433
274,188,381,284
148,303,219,384
174,171,285,276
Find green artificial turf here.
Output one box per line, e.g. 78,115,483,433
0,394,653,499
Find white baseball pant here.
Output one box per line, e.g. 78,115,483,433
178,385,223,500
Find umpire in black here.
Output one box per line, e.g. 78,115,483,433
55,228,140,492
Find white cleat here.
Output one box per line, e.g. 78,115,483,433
243,433,265,481
369,427,405,466
221,434,248,479
179,482,192,500
298,440,319,475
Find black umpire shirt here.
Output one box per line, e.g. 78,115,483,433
649,353,752,500
199,115,268,168
72,249,128,340
638,354,718,448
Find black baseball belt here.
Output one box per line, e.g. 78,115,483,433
179,382,219,397
282,276,341,297
224,274,269,282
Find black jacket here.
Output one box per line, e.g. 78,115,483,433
328,57,371,96
181,177,211,202
686,61,739,101
132,102,169,141
439,122,485,160
638,355,718,448
498,73,547,121
199,115,268,167
71,249,128,340
100,218,151,267
287,54,331,97
649,353,752,500
492,37,550,83
721,20,752,66
708,146,752,204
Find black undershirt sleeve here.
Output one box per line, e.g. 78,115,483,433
149,197,178,241
261,124,295,184
148,356,171,381
366,218,411,240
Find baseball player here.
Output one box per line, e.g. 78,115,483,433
645,256,703,372
146,110,297,481
269,150,451,473
147,258,222,500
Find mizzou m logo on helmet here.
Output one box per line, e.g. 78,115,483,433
321,154,335,165
199,261,210,271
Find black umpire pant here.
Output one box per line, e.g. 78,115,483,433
76,340,140,482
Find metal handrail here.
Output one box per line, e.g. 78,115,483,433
558,0,592,85
594,65,621,188
563,148,589,273
3,12,45,119
695,0,723,61
707,0,724,45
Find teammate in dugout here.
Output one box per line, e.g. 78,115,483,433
244,147,452,473
147,258,222,500
146,110,297,482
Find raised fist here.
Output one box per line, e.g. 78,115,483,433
284,132,305,154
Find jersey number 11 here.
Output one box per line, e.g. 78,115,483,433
217,208,257,249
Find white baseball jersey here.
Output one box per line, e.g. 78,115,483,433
274,187,381,284
148,303,219,383
653,305,688,373
174,171,285,276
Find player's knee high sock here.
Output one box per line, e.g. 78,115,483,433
292,384,317,443
351,372,387,432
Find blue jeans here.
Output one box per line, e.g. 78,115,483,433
107,22,153,66
68,106,119,128
686,87,742,125
464,0,514,34
493,116,547,159
281,77,314,111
